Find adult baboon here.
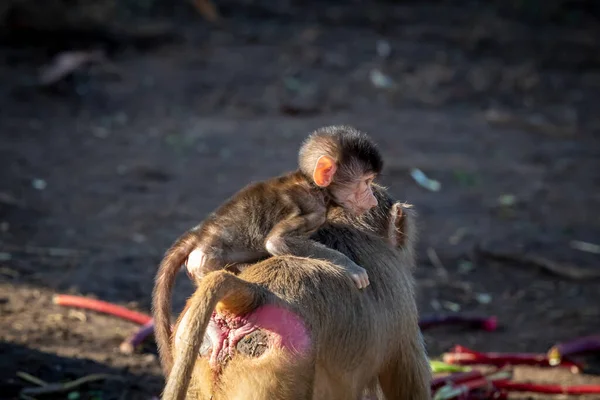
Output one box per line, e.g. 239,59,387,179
161,186,430,400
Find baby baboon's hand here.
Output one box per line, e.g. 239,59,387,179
348,263,370,289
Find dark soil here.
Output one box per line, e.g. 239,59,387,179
1,1,599,399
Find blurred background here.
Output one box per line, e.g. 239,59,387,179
0,0,599,398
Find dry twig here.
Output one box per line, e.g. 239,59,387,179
20,373,125,396
427,247,449,279
1,244,84,257
477,247,600,280
193,0,221,23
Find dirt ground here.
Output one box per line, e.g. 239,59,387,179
1,1,599,399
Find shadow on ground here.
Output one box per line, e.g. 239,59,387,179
1,0,599,398
0,341,161,400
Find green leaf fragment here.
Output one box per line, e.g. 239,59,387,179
430,360,471,373
498,194,516,206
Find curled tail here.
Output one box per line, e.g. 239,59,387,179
161,271,264,400
152,232,200,375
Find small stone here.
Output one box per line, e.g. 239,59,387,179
32,179,47,190
457,260,475,274
441,301,461,312
475,293,492,304
498,194,517,206
67,391,81,400
369,69,395,89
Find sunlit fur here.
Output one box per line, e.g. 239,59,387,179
161,185,431,400
152,125,386,374
299,125,384,186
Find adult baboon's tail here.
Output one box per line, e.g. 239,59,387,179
161,271,264,400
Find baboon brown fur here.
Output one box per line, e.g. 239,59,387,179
154,126,386,375
161,185,431,400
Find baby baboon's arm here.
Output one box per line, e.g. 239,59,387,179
265,211,369,289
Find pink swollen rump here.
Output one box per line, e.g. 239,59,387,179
197,304,311,370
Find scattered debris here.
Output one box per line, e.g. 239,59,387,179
477,247,600,280
570,240,600,255
67,309,88,322
31,178,47,190
369,68,395,89
0,192,26,208
452,170,479,187
430,299,442,311
431,370,482,392
484,108,577,137
193,0,221,23
441,301,461,312
457,260,475,274
120,320,155,355
431,366,600,398
375,39,391,59
448,228,468,245
427,247,448,278
1,245,83,258
17,371,47,386
430,360,471,374
432,334,600,397
0,266,19,279
53,294,152,325
442,345,583,372
434,370,511,400
497,194,516,207
494,380,600,395
474,292,492,304
547,334,600,366
410,168,441,192
18,372,124,396
39,50,105,86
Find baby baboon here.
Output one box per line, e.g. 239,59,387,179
153,125,385,374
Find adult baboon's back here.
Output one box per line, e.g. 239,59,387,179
163,188,431,400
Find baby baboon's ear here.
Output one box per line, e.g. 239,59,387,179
312,155,337,187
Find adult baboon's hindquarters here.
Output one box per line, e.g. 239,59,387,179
163,189,431,400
